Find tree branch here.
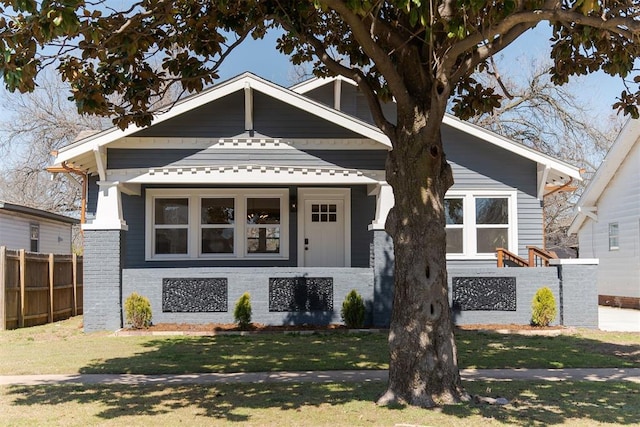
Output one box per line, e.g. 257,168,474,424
317,0,412,108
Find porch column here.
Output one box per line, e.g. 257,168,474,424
368,182,395,327
84,181,128,231
82,181,127,332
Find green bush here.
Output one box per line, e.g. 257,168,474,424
531,287,557,327
341,289,365,328
234,292,252,329
124,292,152,329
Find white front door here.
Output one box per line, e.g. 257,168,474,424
299,189,350,267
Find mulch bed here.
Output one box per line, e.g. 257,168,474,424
119,322,570,335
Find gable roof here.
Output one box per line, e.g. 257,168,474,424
568,118,640,235
53,72,581,192
53,73,391,174
0,201,79,224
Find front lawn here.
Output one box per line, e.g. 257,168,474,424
0,316,638,375
2,381,639,426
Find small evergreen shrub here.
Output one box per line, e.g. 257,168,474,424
234,292,252,329
341,289,365,328
531,287,557,327
124,292,152,329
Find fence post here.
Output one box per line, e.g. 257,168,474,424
49,253,55,324
19,249,25,328
0,246,6,331
72,253,78,316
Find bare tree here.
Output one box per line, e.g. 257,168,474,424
0,71,109,215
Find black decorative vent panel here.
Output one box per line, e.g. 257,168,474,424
452,277,516,311
162,278,228,312
269,277,333,312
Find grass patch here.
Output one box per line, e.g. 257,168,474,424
455,329,640,369
0,316,638,376
2,380,639,426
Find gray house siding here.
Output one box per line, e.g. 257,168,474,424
443,125,543,260
134,92,246,138
131,90,365,139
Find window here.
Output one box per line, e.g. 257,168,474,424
30,224,39,252
146,189,288,260
154,198,189,255
445,191,517,259
201,198,235,254
608,222,619,251
445,198,464,254
246,198,281,253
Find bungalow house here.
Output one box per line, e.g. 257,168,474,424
0,201,78,254
569,118,640,309
51,72,593,331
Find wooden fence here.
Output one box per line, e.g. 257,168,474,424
0,246,83,330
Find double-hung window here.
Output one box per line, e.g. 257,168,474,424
30,224,40,253
445,191,517,259
147,189,288,260
608,222,619,251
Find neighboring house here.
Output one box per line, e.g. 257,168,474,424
569,118,640,309
51,72,585,331
0,202,78,254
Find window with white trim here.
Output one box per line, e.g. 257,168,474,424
30,224,40,253
147,189,288,260
445,191,517,259
608,222,619,251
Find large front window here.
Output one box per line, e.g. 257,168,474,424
147,189,288,260
445,191,517,259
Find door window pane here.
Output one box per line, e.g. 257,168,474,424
476,198,508,224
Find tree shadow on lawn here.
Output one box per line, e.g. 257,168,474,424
77,333,389,374
71,331,640,376
454,330,640,369
5,380,640,424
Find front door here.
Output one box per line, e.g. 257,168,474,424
300,189,349,267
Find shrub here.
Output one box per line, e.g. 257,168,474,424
531,287,557,327
234,292,252,329
341,289,365,328
124,292,152,329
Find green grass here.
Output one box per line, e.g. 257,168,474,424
2,381,639,426
1,316,638,375
2,317,640,425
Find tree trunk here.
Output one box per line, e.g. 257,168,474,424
377,110,467,407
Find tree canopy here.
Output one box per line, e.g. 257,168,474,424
0,1,638,129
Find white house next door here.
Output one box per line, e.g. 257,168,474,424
299,189,351,267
